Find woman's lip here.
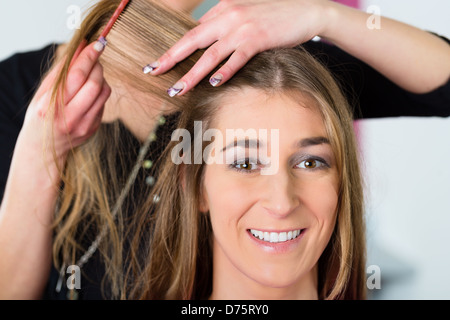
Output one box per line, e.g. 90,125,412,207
246,228,306,253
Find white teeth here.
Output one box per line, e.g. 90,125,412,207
270,232,278,243
250,229,302,243
287,231,293,240
257,230,263,239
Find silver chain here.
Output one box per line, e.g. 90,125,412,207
56,114,165,294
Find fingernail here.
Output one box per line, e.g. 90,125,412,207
209,74,223,87
143,61,159,74
167,81,185,97
94,37,107,52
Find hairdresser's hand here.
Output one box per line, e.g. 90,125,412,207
0,40,110,299
146,0,329,95
22,40,111,162
151,0,450,96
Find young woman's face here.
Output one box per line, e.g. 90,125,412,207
201,88,339,298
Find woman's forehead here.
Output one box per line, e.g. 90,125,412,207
210,88,326,136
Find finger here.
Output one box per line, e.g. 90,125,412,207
211,45,257,86
32,39,86,105
64,40,106,104
73,82,110,139
168,40,236,96
145,19,224,76
69,39,88,69
64,62,106,128
37,40,91,101
81,80,110,121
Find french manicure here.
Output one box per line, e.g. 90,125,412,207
167,81,185,97
94,37,107,52
143,61,160,74
209,74,223,87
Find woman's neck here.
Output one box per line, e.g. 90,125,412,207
102,84,165,142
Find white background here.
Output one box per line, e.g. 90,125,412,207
360,0,450,300
1,0,449,299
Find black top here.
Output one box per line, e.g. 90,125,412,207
1,37,449,299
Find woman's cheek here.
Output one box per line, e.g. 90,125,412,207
298,171,339,215
203,166,258,234
299,177,339,245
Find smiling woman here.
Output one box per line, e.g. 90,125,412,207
202,89,340,300
129,47,365,300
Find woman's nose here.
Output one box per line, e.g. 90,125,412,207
260,171,300,218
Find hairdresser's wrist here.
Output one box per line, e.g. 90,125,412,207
317,1,348,42
1,142,61,226
318,1,376,44
14,130,66,187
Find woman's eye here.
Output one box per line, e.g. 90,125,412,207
232,159,259,172
296,158,327,170
237,162,253,170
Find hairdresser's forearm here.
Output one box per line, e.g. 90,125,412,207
321,2,450,94
0,135,62,299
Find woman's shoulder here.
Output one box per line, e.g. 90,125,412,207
0,43,58,119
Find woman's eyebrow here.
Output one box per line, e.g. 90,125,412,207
296,136,330,148
221,138,262,152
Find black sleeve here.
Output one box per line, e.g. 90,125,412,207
303,34,450,119
0,44,56,201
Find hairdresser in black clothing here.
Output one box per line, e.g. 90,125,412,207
0,0,449,300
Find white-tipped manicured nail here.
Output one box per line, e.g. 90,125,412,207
94,37,107,52
209,74,223,87
167,81,185,97
143,61,159,74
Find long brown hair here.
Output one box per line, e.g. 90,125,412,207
133,47,366,300
48,0,365,300
48,0,201,299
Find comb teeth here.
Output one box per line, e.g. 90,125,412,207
98,0,131,40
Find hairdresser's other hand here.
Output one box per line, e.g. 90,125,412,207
150,0,450,96
22,40,111,163
0,40,110,299
147,0,329,95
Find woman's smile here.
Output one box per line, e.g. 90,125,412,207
247,228,307,254
248,228,304,243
